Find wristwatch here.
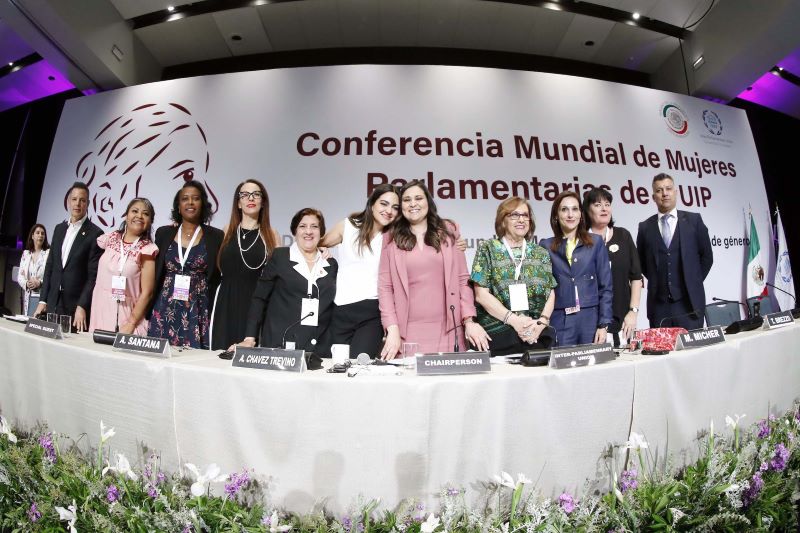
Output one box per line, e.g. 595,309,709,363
630,306,639,313
597,323,610,330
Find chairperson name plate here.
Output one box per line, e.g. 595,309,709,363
550,343,614,369
232,346,306,372
113,333,171,358
24,317,63,339
675,326,725,350
762,310,794,330
416,352,491,375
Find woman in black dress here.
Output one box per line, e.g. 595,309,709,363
213,179,280,350
583,187,643,345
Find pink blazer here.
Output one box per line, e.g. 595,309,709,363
378,224,476,349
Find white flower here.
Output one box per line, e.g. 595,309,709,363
0,415,17,444
670,507,685,526
269,511,292,533
723,483,741,493
624,431,649,451
725,414,745,430
420,513,440,533
493,471,516,489
608,244,619,253
516,473,531,485
185,463,227,497
102,453,138,481
100,420,115,444
55,499,78,533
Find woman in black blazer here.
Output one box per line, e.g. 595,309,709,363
237,208,337,353
147,180,224,349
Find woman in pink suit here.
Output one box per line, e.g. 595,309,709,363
379,180,490,359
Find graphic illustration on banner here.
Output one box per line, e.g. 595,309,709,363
661,103,689,136
73,102,220,230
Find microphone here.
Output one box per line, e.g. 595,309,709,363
766,282,796,304
711,297,748,318
450,305,459,352
355,352,371,366
658,308,702,327
282,311,314,348
536,320,557,348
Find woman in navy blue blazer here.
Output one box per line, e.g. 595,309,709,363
539,191,613,346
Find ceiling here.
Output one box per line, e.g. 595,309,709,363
1,0,800,118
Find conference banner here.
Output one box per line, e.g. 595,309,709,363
40,65,769,325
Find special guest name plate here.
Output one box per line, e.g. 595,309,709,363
24,317,63,339
416,352,491,375
232,346,306,372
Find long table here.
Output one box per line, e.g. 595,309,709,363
1,319,797,512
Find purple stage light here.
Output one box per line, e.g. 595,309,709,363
0,60,75,112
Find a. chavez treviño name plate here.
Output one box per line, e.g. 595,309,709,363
416,352,491,375
232,346,306,372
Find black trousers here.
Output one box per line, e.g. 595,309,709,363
324,299,384,358
650,298,704,330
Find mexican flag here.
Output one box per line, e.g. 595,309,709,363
746,212,767,297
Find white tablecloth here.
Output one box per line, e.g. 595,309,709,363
1,319,797,512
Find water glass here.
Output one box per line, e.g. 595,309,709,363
401,342,420,369
60,315,72,337
46,312,58,324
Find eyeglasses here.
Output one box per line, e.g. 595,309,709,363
238,191,263,200
507,212,530,221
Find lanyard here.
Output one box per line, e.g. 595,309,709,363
117,236,140,274
502,238,527,280
177,225,200,271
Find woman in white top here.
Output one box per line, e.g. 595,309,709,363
17,224,50,316
320,184,400,358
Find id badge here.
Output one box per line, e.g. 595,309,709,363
111,275,127,302
508,283,529,311
301,298,319,326
173,274,191,301
565,286,581,315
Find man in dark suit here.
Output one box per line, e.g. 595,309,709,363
636,173,713,329
34,181,103,331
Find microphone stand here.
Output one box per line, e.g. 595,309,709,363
115,300,120,333
450,305,459,352
658,308,703,327
766,282,800,316
282,311,314,348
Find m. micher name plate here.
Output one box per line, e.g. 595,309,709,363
24,317,63,339
416,352,491,376
232,346,306,372
549,343,614,369
762,310,794,330
675,326,725,350
113,333,171,358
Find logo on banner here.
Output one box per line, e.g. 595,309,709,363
661,103,689,136
751,263,765,286
778,251,792,283
702,110,723,136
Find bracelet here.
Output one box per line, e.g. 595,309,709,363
502,310,513,324
538,314,550,323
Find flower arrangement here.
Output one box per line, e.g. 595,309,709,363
1,404,798,532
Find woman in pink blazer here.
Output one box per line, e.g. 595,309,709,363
379,180,490,359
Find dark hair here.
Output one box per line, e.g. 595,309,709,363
219,179,279,269
548,191,593,252
652,172,674,185
392,180,455,252
348,183,400,254
171,180,213,224
494,196,535,239
67,181,89,197
117,197,155,242
25,224,50,252
582,187,615,228
290,208,326,237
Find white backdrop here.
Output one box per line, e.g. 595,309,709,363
40,65,769,325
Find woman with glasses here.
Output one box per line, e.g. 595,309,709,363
470,197,557,355
214,180,280,350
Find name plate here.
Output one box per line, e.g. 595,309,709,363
416,352,491,375
232,346,306,372
675,326,725,350
113,333,171,358
763,310,795,330
549,343,614,369
24,318,63,339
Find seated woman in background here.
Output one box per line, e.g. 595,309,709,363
238,208,337,352
214,179,280,350
539,191,613,346
583,187,643,345
148,180,224,349
17,224,50,316
319,183,400,358
89,198,158,335
471,197,557,355
379,180,489,359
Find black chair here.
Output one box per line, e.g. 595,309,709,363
704,301,742,328
746,296,774,317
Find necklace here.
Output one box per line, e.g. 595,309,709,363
237,223,267,270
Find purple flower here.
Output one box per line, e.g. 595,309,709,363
341,515,353,532
261,514,272,526
446,487,461,496
757,418,771,439
224,469,251,498
147,484,158,499
769,443,789,472
182,525,192,533
27,502,41,522
156,471,166,485
742,472,764,507
759,461,768,472
144,463,152,479
559,492,575,514
38,433,56,463
618,469,638,494
106,484,119,503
